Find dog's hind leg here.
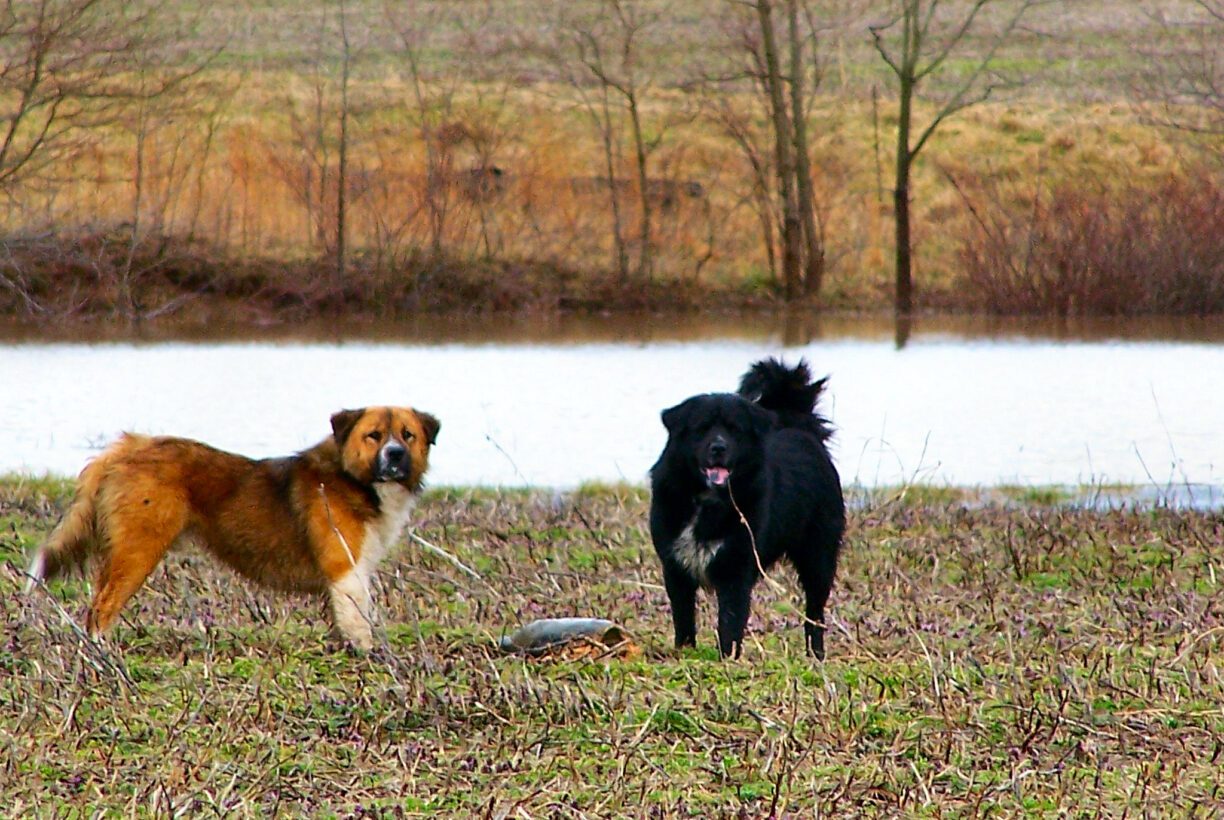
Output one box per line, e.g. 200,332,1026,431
86,497,186,636
86,537,176,636
792,548,838,660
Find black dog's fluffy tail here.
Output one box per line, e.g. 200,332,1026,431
738,358,834,440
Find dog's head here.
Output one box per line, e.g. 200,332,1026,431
659,394,772,492
330,406,440,490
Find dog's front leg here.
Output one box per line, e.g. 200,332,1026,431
329,570,374,651
661,563,698,648
714,579,753,659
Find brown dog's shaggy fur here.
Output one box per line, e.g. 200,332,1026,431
24,406,439,649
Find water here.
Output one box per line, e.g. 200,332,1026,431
2,315,1221,494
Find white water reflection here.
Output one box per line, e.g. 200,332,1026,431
3,337,1221,489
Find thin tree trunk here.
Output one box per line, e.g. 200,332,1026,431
403,23,446,259
894,85,913,315
894,171,912,315
123,101,148,321
756,0,801,302
872,84,884,205
787,0,823,298
595,84,629,282
756,190,778,285
893,5,916,316
627,90,652,280
336,0,351,286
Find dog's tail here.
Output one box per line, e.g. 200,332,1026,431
738,358,833,438
23,438,131,593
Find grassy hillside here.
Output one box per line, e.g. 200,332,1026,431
3,480,1222,814
1,1,1221,318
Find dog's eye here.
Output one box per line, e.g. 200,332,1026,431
402,428,415,441
365,431,383,443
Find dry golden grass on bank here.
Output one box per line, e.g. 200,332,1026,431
3,479,1224,815
7,74,1202,317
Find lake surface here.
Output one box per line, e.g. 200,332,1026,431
2,314,1221,498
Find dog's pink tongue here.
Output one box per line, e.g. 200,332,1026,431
706,467,730,486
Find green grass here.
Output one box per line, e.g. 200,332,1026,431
3,480,1224,814
160,0,1217,102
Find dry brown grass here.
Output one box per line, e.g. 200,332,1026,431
3,479,1223,815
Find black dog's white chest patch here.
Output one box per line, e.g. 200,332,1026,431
671,519,722,589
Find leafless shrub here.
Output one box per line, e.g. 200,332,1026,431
0,0,221,197
1136,2,1224,153
951,165,1224,315
0,225,223,318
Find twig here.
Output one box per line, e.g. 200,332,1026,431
318,484,361,573
613,578,666,592
317,483,381,636
317,484,439,676
406,528,494,591
23,574,134,691
1169,625,1224,667
485,433,530,485
726,481,839,643
1150,384,1195,506
726,481,786,594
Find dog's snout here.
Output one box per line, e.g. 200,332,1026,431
376,441,409,479
709,436,728,460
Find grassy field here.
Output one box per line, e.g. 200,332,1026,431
3,478,1223,815
163,0,1203,99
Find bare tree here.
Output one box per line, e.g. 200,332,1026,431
266,2,361,288
1140,2,1224,148
756,0,805,301
706,93,781,284
0,0,209,195
391,4,461,260
697,1,855,302
0,0,221,317
786,0,827,297
277,76,334,254
113,70,232,320
581,0,663,280
871,0,1042,315
524,0,681,283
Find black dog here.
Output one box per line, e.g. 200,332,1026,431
649,359,845,659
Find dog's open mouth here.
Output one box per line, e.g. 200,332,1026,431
376,461,410,481
704,466,730,487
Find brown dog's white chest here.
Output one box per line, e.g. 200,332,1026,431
358,482,417,568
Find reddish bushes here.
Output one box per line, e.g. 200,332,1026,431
956,171,1224,316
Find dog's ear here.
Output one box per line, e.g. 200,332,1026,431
747,402,775,439
330,408,365,446
661,400,691,433
415,410,440,446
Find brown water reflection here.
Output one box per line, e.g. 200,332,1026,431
1,312,1222,346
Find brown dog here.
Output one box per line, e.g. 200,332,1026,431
24,406,439,649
